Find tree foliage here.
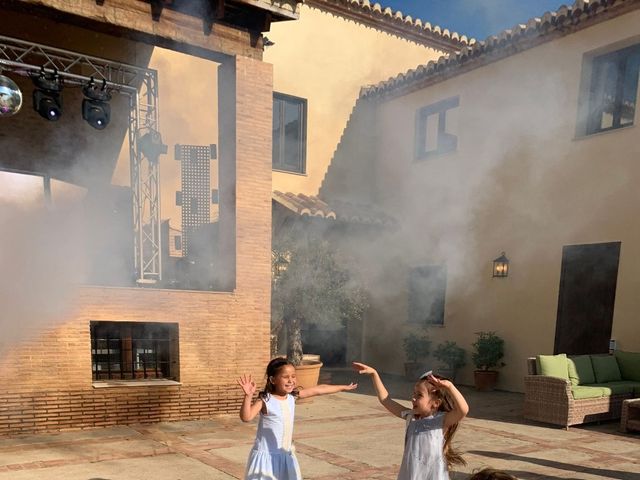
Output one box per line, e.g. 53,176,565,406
272,235,367,365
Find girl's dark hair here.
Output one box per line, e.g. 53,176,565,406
417,374,466,470
469,468,517,480
259,357,299,400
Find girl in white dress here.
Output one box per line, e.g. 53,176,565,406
238,357,357,480
353,362,469,480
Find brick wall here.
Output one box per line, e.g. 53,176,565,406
0,54,274,435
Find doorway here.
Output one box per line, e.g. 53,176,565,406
554,242,620,355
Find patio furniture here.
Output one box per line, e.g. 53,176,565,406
523,351,640,428
620,398,640,433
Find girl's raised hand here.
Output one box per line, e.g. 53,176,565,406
352,362,376,375
237,374,257,397
426,374,452,390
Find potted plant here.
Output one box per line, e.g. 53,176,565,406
403,333,431,380
471,331,505,391
433,340,466,381
271,235,367,389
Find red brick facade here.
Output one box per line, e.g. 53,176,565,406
0,32,273,434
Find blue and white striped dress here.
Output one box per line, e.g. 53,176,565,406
397,410,448,480
245,393,302,480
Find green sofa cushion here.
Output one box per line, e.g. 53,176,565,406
571,385,606,399
568,355,595,385
536,354,569,379
591,355,622,383
614,351,640,381
587,381,636,395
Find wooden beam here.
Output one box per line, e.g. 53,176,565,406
150,0,163,21
203,0,224,36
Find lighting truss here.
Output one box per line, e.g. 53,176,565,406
0,35,162,284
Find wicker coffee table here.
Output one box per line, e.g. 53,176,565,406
620,398,640,433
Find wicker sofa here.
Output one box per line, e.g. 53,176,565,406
523,351,640,428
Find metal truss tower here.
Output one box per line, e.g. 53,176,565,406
0,35,163,284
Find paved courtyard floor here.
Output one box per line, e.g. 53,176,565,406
0,369,638,479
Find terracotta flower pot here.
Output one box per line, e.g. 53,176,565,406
295,360,323,403
474,370,499,391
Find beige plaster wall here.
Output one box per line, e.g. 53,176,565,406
265,4,444,195
355,10,640,391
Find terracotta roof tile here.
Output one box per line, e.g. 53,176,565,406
305,0,472,53
273,191,395,227
361,0,640,100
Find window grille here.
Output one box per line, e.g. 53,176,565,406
91,321,178,381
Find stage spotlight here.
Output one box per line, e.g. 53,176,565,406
138,128,168,160
82,79,111,130
31,70,63,121
0,73,23,117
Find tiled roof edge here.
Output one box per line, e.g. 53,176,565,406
361,0,640,100
304,0,473,53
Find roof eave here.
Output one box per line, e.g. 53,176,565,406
305,0,470,53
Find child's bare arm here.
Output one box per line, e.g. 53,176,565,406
298,382,357,399
352,362,406,418
428,376,469,428
237,374,264,422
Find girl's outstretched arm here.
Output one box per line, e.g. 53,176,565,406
238,374,264,422
427,375,469,428
352,362,405,418
298,382,357,400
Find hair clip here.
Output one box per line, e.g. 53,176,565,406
419,370,433,380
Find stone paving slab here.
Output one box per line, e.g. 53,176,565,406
0,372,638,479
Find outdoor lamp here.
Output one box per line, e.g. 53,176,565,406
492,252,509,278
272,251,290,280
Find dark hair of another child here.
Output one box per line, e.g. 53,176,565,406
417,374,466,470
469,467,517,480
259,357,299,401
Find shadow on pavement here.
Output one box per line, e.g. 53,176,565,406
468,450,638,480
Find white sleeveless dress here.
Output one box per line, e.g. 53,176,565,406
397,410,448,480
245,393,302,480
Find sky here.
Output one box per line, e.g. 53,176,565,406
379,0,569,41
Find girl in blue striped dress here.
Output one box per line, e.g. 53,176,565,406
353,362,469,480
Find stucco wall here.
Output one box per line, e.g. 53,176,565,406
265,4,444,195
328,9,640,392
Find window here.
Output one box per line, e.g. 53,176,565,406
91,321,179,381
408,266,446,325
273,93,307,173
415,96,459,160
584,44,640,135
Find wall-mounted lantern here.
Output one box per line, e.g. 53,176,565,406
492,252,509,278
272,250,290,281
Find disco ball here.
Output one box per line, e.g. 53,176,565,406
0,74,23,117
